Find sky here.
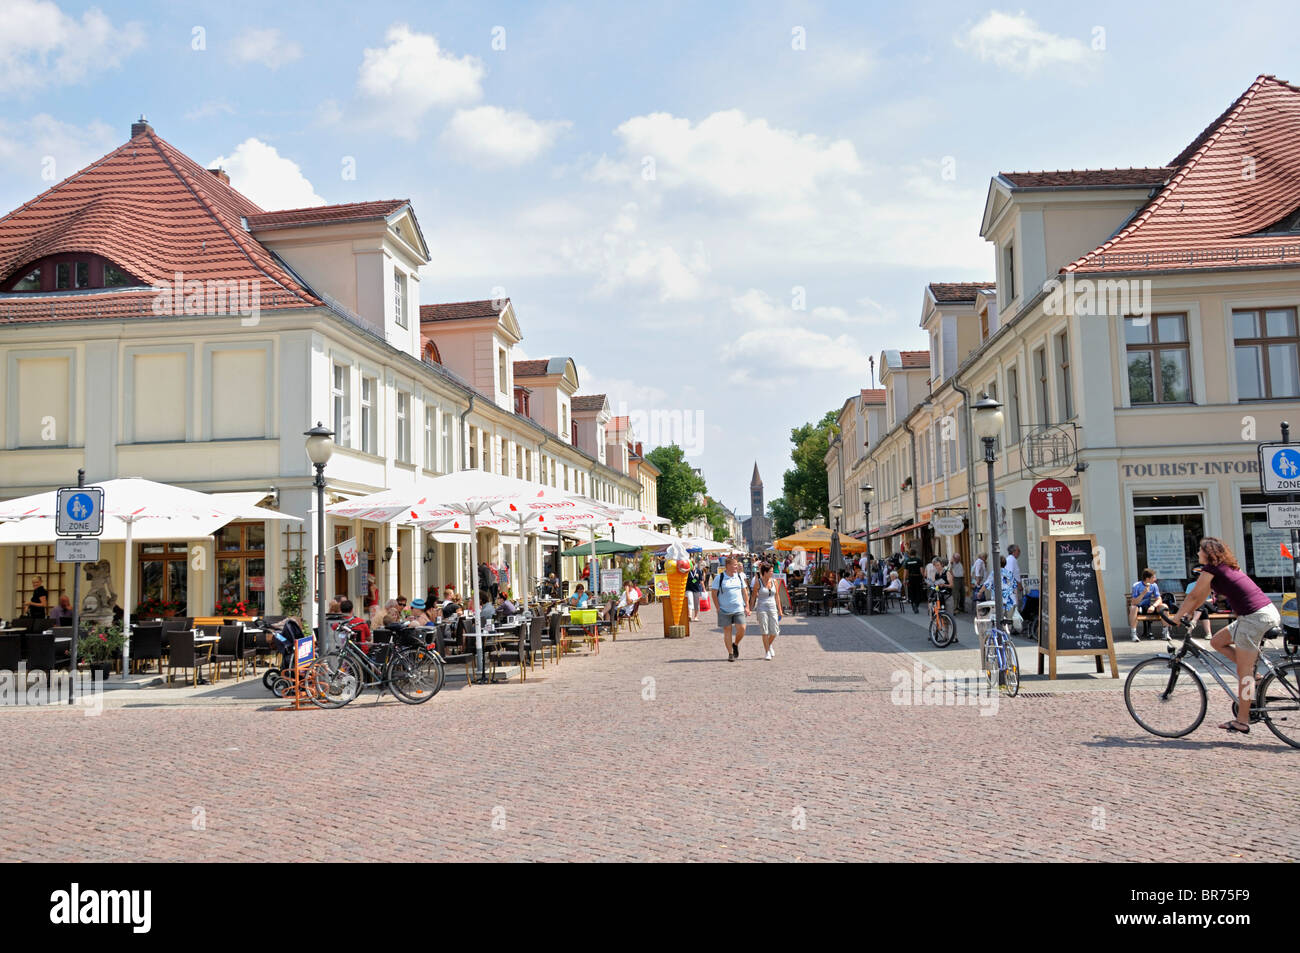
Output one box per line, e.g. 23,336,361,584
2,0,1299,518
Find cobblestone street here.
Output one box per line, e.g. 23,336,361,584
4,604,1297,862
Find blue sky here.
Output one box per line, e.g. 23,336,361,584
3,0,1299,518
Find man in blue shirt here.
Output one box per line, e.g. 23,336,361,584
710,555,751,661
1128,568,1164,641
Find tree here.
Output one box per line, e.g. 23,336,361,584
781,409,839,525
768,497,797,538
704,498,729,542
645,444,707,529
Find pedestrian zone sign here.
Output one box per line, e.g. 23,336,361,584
1259,443,1300,494
55,486,104,536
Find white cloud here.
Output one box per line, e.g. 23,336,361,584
208,138,324,210
357,25,484,130
595,109,863,207
184,100,235,121
0,115,115,206
723,326,869,378
0,0,144,93
955,11,1090,74
441,106,571,165
232,27,302,70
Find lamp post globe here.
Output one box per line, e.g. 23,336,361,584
304,422,334,652
970,395,1005,641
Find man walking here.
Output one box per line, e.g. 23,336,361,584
903,548,924,614
950,552,966,613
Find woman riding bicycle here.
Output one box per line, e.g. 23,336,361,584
1169,537,1279,735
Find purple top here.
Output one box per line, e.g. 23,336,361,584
1203,563,1271,616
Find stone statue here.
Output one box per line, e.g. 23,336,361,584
80,559,116,625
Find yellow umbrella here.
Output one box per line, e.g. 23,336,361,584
774,525,867,554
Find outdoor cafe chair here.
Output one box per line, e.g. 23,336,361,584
490,627,527,682
434,622,475,685
9,616,32,633
131,623,164,675
525,614,549,670
213,625,246,680
0,633,21,671
167,632,213,686
21,632,68,687
547,612,563,665
27,616,52,633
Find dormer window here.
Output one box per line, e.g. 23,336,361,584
3,253,140,292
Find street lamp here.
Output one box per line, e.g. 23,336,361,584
304,422,334,653
861,484,875,616
831,502,842,533
971,395,1005,641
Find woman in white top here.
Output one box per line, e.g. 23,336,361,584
750,562,783,660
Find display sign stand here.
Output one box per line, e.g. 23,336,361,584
1037,534,1118,679
275,636,319,712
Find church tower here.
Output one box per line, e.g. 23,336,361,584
750,463,763,523
745,462,771,550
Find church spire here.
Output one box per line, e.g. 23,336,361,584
750,462,762,487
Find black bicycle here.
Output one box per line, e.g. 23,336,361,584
313,621,444,706
1124,609,1300,747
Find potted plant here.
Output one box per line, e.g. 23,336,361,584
214,596,249,617
134,595,185,619
78,623,124,677
278,558,307,617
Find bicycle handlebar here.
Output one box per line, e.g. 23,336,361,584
1157,608,1190,629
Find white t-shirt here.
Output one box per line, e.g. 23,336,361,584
972,557,986,583
1005,552,1021,588
951,559,964,579
836,578,853,596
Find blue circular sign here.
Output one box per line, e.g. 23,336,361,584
65,492,95,522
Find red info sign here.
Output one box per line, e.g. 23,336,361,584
1029,479,1072,518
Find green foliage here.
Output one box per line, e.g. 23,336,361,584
778,409,839,526
645,444,708,529
768,497,797,538
704,498,730,542
627,550,655,586
278,557,309,617
78,623,124,662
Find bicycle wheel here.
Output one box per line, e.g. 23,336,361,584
1124,656,1207,738
387,647,443,704
930,612,956,647
1002,637,1020,696
307,653,360,709
982,636,1002,691
1259,662,1300,749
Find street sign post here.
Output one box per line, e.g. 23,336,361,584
1267,503,1300,530
1029,479,1073,519
55,486,104,536
56,538,100,563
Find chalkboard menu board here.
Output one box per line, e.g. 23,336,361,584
1038,535,1118,679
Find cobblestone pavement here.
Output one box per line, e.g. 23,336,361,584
3,605,1297,862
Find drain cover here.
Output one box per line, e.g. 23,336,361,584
808,675,867,683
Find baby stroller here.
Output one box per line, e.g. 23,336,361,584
261,618,305,692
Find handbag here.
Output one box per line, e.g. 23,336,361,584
699,593,710,611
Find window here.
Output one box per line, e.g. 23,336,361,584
1126,314,1191,404
441,414,453,472
1,253,140,292
214,522,266,615
424,405,435,471
1033,347,1050,425
139,542,188,613
360,376,377,454
549,458,556,487
1056,331,1074,419
572,419,579,446
396,391,410,463
332,364,350,447
1240,492,1290,594
393,271,407,328
1233,307,1299,400
498,348,508,393
980,308,990,342
560,403,569,440
468,426,479,469
1132,494,1204,595
524,449,532,482
1004,243,1016,301
1006,365,1021,435
515,443,523,479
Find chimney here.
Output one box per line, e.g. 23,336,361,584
130,115,152,139
207,167,230,185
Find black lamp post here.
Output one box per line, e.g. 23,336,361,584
971,395,1005,640
304,422,334,653
861,484,874,615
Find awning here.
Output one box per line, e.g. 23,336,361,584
875,520,930,540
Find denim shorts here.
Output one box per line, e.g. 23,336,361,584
717,609,745,627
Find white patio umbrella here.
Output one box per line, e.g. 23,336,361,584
328,472,619,681
0,478,299,674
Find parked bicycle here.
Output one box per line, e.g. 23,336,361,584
976,602,1020,696
1124,609,1300,747
312,620,444,707
927,586,957,647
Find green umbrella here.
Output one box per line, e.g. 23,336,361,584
560,540,639,557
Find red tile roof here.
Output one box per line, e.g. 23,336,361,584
419,299,510,322
860,388,886,404
899,350,930,368
512,359,549,377
928,281,996,303
0,124,321,323
1069,75,1300,274
571,395,607,412
1000,168,1171,189
245,200,408,230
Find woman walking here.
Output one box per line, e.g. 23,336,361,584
751,562,783,660
1170,537,1279,734
686,560,704,621
710,555,751,661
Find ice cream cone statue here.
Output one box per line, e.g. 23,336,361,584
663,539,691,637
